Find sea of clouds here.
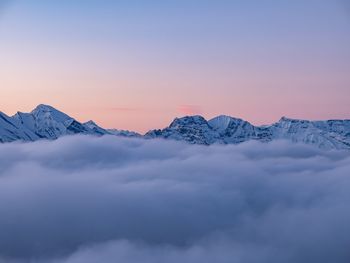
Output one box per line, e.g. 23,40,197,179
0,135,350,263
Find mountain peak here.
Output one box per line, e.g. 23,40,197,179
0,105,140,142
32,104,57,112
279,116,292,122
31,104,72,123
84,120,97,126
208,115,244,131
278,116,309,123
169,115,207,128
1,106,350,150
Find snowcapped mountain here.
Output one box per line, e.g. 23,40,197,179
269,117,350,150
26,104,91,139
0,104,139,142
0,111,39,142
107,129,141,138
146,115,350,150
145,116,221,145
1,104,349,150
83,120,110,135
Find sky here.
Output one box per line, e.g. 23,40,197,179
0,0,349,132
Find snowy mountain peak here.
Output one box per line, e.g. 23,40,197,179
84,120,98,127
278,116,310,123
147,114,350,150
28,104,79,139
279,116,292,122
31,104,72,122
83,120,110,135
146,115,217,145
107,129,141,138
208,115,245,131
31,104,62,116
0,104,140,142
169,115,208,128
32,104,56,111
1,105,350,150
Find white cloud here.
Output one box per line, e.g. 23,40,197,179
0,136,349,263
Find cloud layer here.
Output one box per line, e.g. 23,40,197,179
0,136,349,263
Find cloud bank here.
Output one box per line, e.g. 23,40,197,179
0,136,349,263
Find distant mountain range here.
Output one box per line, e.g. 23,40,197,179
1,104,350,150
0,104,140,143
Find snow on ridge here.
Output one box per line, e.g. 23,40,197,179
0,105,350,150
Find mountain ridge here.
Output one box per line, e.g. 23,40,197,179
1,104,349,150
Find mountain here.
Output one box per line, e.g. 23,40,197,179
146,115,350,150
83,120,110,135
0,104,139,142
145,116,221,145
1,104,349,150
269,117,350,149
107,128,141,138
0,111,39,142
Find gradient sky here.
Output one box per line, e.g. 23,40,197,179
1,0,349,132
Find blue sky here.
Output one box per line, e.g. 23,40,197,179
1,0,349,131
